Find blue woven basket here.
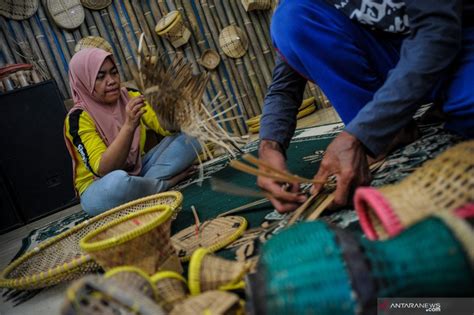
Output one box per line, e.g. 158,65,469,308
362,217,474,297
254,221,357,315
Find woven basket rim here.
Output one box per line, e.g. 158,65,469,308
80,0,111,10
80,205,173,252
173,216,248,262
155,11,181,34
151,271,187,284
75,36,113,53
0,192,182,289
187,248,209,295
104,265,159,301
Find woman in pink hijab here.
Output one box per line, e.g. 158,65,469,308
64,48,198,216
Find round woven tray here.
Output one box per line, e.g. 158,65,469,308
171,216,247,262
47,0,84,30
0,192,182,290
198,49,221,70
74,36,113,54
151,271,189,312
219,25,248,59
188,248,247,295
80,0,111,10
0,0,38,20
355,140,474,240
169,290,242,315
80,205,181,275
155,10,191,48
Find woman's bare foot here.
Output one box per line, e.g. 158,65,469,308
167,165,198,187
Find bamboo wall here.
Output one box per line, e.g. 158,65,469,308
0,0,329,135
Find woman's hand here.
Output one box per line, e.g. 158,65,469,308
124,95,145,130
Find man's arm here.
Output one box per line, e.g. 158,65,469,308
346,0,463,156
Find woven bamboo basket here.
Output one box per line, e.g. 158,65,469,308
0,192,182,290
171,216,248,262
104,266,158,301
155,10,191,48
61,275,166,315
355,140,474,240
241,0,272,12
80,205,182,275
47,0,85,30
150,271,189,312
219,25,248,59
0,0,38,20
198,49,221,70
80,0,111,10
170,290,243,315
188,248,248,295
74,36,113,54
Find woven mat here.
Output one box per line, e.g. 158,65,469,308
2,120,462,306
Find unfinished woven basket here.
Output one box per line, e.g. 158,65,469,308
219,25,248,59
198,49,221,70
188,248,248,295
80,205,182,274
155,10,191,48
80,0,111,10
170,290,242,315
47,0,84,30
74,36,113,53
0,192,182,290
0,0,38,20
151,271,189,312
355,140,474,240
61,275,166,315
171,216,248,262
241,0,272,11
104,266,158,301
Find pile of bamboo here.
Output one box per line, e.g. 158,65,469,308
0,0,330,135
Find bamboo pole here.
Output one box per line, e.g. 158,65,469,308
146,1,175,60
247,9,274,85
122,0,153,57
83,9,100,37
16,20,51,79
0,17,23,64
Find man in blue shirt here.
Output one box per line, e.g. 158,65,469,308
258,0,474,212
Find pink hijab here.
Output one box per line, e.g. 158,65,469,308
66,48,142,176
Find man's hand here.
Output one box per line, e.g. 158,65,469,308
257,140,307,213
311,131,371,207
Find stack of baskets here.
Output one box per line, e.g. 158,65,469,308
155,11,191,48
248,216,474,315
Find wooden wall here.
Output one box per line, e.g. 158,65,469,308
0,0,329,135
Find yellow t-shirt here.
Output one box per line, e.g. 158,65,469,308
64,90,170,194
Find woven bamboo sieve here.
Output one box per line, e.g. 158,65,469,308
188,248,248,295
80,0,111,10
74,36,113,54
219,25,248,59
170,290,243,315
0,192,183,290
80,205,182,275
0,0,38,20
46,0,84,30
355,140,474,240
198,49,221,70
151,271,189,312
171,216,248,262
61,275,166,315
241,0,272,12
104,266,159,301
155,10,191,48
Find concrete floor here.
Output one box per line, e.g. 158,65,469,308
0,106,341,315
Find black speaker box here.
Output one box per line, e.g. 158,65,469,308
0,80,78,224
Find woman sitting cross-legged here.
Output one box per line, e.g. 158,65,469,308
64,48,199,216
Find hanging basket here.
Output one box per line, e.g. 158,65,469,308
241,0,272,12
74,36,113,54
219,25,248,59
80,205,182,275
0,0,38,20
198,49,221,70
80,0,111,10
155,11,191,48
171,216,247,262
0,192,183,290
151,271,189,312
47,0,84,30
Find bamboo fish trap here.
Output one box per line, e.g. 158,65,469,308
0,192,182,290
155,11,191,48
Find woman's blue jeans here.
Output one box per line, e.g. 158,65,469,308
80,133,199,216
